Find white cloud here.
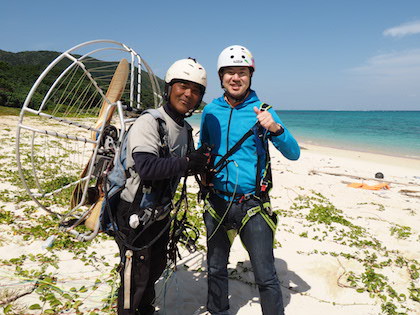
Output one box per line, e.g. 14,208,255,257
350,49,420,76
346,49,420,109
383,20,420,37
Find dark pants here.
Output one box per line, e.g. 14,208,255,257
115,199,169,315
204,194,284,315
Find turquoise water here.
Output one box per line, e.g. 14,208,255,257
187,111,420,159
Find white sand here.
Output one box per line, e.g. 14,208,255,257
156,139,420,315
1,116,419,314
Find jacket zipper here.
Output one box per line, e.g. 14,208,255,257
225,108,234,192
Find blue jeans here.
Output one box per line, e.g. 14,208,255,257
204,194,284,315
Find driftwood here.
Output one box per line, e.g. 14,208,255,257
0,284,36,305
309,170,419,187
399,189,420,199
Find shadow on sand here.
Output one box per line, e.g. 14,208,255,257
227,257,311,314
155,254,310,314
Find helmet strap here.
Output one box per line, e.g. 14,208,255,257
184,94,203,117
164,83,171,102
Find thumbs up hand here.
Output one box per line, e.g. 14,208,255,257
253,106,282,133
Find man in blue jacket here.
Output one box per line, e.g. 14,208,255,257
199,45,300,315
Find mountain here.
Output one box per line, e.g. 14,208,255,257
0,50,62,66
0,49,165,109
0,49,206,110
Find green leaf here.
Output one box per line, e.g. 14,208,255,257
50,299,62,307
79,286,88,293
4,304,13,313
29,304,42,310
62,293,73,300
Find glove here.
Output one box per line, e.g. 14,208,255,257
186,144,211,175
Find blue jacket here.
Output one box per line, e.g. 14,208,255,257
199,90,300,198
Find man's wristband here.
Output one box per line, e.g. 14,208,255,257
271,123,284,136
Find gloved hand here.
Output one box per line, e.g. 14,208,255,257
186,144,211,175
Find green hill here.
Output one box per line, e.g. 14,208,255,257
0,49,166,109
0,50,62,66
0,49,206,111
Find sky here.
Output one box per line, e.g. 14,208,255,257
1,0,420,110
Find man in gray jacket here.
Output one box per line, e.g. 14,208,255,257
115,58,208,315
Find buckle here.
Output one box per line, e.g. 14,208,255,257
139,208,153,223
247,206,260,217
156,203,174,221
142,185,152,194
238,193,252,203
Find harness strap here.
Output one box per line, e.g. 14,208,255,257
210,102,273,196
204,199,237,244
238,201,274,235
260,210,277,233
205,200,222,222
125,109,172,233
254,102,273,197
202,102,278,247
106,109,192,253
123,249,133,309
211,102,268,171
142,108,170,157
212,127,255,172
205,197,277,245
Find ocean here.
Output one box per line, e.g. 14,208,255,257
187,111,420,160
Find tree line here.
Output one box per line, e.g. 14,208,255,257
0,50,166,109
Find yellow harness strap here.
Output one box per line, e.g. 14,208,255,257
205,199,277,246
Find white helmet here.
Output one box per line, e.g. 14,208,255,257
217,45,255,73
164,58,207,116
165,58,207,91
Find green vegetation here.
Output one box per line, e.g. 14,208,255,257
0,58,52,108
0,50,166,110
0,50,61,66
0,130,203,312
286,192,419,314
390,224,412,239
0,105,20,116
0,206,14,225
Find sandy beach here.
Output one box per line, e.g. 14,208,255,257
1,115,419,314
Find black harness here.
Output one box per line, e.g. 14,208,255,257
104,112,198,263
198,103,273,206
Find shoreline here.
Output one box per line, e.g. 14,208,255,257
187,110,420,161
299,142,420,170
187,121,420,166
296,137,420,161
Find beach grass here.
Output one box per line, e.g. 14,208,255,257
0,106,21,116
